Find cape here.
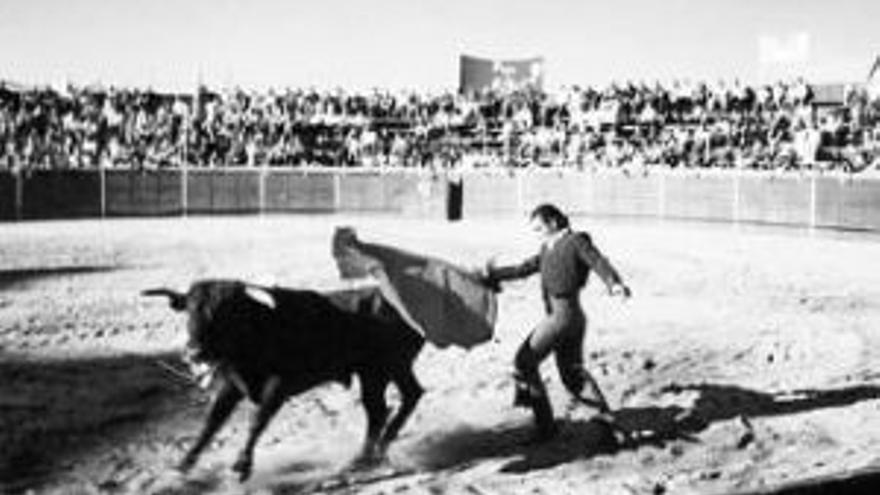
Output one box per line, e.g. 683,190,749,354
332,227,496,349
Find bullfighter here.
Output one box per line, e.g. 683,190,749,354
483,203,632,442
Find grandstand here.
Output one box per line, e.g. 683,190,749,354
2,70,880,230
2,75,878,174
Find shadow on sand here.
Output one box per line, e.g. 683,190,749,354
0,265,121,290
6,351,880,495
753,468,880,495
405,382,880,476
268,381,880,494
0,350,203,493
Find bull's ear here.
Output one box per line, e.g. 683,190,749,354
141,288,187,312
244,286,277,310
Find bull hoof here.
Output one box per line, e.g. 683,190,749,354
232,458,253,482
352,450,387,471
177,455,197,474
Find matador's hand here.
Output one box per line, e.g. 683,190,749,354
610,283,632,299
472,260,502,293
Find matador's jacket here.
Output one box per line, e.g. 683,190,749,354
490,229,623,311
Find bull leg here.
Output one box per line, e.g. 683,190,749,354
354,372,390,466
378,367,423,452
232,375,285,482
179,380,243,473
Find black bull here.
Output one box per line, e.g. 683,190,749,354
143,280,425,481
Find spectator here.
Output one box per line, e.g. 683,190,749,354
0,76,877,173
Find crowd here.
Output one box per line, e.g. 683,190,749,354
2,78,879,174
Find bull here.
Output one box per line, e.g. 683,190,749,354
143,279,425,481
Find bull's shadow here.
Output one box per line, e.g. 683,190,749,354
0,350,202,493
406,381,880,475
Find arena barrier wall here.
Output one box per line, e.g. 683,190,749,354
20,170,102,219
814,176,880,231
105,170,183,216
264,170,336,212
337,172,399,212
0,172,15,220
662,173,736,222
4,169,880,235
462,172,521,217
587,173,662,217
836,178,880,231
522,171,589,215
815,176,843,229
186,169,261,214
737,174,812,226
332,170,450,217
397,172,450,218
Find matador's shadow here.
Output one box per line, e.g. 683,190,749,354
615,382,880,446
421,382,880,475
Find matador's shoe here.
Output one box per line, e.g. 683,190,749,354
592,412,637,449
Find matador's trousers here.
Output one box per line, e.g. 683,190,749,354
514,295,610,432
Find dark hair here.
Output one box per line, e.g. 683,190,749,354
529,203,570,230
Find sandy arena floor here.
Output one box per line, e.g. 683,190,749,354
2,214,880,494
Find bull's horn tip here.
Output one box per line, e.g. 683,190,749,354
141,288,171,296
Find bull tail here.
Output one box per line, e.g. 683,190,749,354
142,288,187,311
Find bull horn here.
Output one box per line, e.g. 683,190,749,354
244,285,277,310
142,288,187,311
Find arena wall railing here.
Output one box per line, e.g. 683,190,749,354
1,168,879,233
